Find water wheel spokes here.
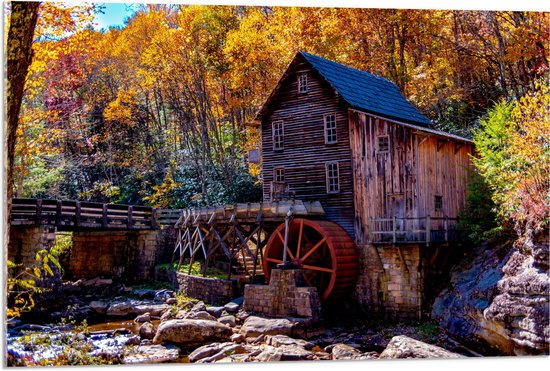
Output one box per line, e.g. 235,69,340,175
263,218,359,302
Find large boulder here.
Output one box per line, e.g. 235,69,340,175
432,232,549,356
329,343,364,360
379,336,465,359
240,316,293,338
153,319,232,346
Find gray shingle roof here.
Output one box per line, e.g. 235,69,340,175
300,51,433,127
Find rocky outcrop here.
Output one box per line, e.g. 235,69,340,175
239,316,293,338
153,319,232,346
379,336,464,359
432,231,549,355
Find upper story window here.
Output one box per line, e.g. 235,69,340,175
324,113,337,144
272,121,284,151
377,135,389,153
274,167,285,183
298,73,308,94
326,162,340,194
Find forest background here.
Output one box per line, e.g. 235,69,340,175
8,1,549,231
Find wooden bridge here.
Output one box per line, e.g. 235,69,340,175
9,198,180,231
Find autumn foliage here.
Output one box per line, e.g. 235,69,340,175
13,5,549,214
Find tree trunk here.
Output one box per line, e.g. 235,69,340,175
6,1,40,237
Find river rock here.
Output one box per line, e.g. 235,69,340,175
154,290,174,302
139,322,156,340
135,313,151,323
125,335,141,346
133,303,170,317
189,342,247,363
165,298,177,305
153,319,233,346
265,334,314,350
224,298,242,313
206,306,225,318
329,343,363,360
191,301,207,312
255,346,283,362
231,333,245,343
133,289,156,299
124,344,181,364
218,315,236,327
240,316,293,338
379,335,464,359
186,311,217,321
90,300,109,314
106,300,134,316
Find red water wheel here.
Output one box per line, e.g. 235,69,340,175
262,218,359,302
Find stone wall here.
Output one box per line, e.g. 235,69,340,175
171,271,237,305
244,269,321,321
8,225,57,268
70,230,162,282
354,244,423,319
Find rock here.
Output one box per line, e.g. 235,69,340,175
206,306,225,318
160,309,174,322
106,300,134,317
139,322,156,340
255,346,283,362
124,344,181,364
379,336,465,359
82,277,99,286
235,310,250,322
231,333,245,343
189,342,232,362
174,310,188,319
96,278,113,285
125,335,141,346
154,290,174,302
135,313,151,323
90,300,109,314
186,311,217,321
224,298,242,313
265,335,315,350
153,319,233,346
165,298,177,305
240,316,293,338
189,342,246,363
191,301,206,312
113,328,133,336
277,345,315,361
218,315,236,327
330,343,363,360
432,232,549,356
133,303,170,317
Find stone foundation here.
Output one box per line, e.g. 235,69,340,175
354,244,423,319
70,230,162,282
8,225,57,268
171,271,237,305
244,269,321,321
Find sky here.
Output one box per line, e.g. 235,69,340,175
93,3,137,31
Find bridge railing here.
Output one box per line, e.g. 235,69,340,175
10,198,157,230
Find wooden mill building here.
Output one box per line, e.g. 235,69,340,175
255,51,474,317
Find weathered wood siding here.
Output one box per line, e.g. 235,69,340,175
261,58,355,237
348,110,473,244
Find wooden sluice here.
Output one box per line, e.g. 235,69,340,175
172,200,325,281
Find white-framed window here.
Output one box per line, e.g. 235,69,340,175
298,73,308,94
274,167,285,183
272,121,284,150
324,113,337,144
325,162,340,194
377,135,389,152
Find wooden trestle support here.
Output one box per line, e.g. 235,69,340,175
173,200,360,301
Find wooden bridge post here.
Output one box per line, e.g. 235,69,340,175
102,204,108,228
151,208,158,229
56,200,62,227
75,201,81,227
392,216,397,244
444,216,449,243
426,215,431,246
127,206,134,229
35,199,42,225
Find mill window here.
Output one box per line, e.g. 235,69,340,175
326,162,340,194
274,168,285,183
324,113,337,144
298,73,308,94
435,195,443,210
378,135,389,152
272,121,284,150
